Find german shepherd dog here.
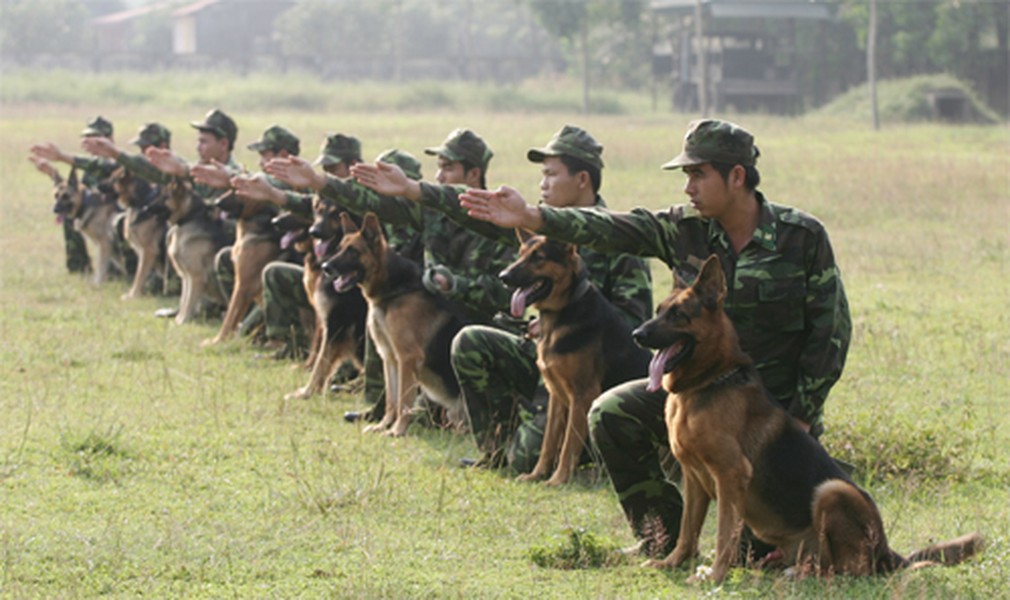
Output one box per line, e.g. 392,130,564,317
632,255,982,583
500,232,651,486
202,192,283,346
280,198,367,400
51,167,124,284
109,167,167,300
159,178,229,325
324,212,464,436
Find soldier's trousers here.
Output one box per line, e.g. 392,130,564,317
62,218,91,274
450,325,547,473
588,379,682,558
261,261,311,350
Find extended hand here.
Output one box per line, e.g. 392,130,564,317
30,142,70,164
264,156,326,191
459,186,541,230
81,137,120,160
191,160,232,189
351,161,421,201
144,147,187,177
231,173,286,205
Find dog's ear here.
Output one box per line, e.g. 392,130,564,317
361,212,385,246
67,167,78,188
515,228,534,245
695,255,727,308
339,211,359,235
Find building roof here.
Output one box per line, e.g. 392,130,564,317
91,2,175,26
172,0,221,18
651,0,831,20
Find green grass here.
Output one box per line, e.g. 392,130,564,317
1,86,1009,597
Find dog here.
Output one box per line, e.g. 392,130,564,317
324,212,465,436
500,232,652,486
158,178,229,325
51,167,124,284
631,255,982,583
109,167,168,300
277,199,367,400
202,192,284,346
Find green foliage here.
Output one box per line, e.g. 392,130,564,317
528,527,623,569
0,0,91,62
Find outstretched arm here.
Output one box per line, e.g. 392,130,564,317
231,173,287,205
458,186,545,231
191,160,234,190
30,142,73,166
351,162,422,202
81,137,123,160
144,147,188,177
264,156,327,191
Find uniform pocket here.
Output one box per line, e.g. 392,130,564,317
756,278,805,332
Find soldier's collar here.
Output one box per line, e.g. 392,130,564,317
706,191,777,252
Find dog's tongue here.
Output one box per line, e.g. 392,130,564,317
55,214,64,225
510,287,532,318
332,275,352,293
219,210,230,220
314,239,330,259
647,345,679,393
280,231,298,250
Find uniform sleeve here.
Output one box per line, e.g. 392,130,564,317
418,183,517,246
281,191,313,217
538,205,681,268
605,253,654,329
114,153,172,184
788,229,852,425
320,178,422,230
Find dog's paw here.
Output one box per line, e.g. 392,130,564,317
284,387,312,401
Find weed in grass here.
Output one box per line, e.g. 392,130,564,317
527,527,624,570
58,425,132,484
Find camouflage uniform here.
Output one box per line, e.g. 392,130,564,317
260,134,365,354
63,117,119,273
413,126,653,472
213,125,299,322
534,119,852,557
319,146,515,410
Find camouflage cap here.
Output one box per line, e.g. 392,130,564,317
314,133,362,166
661,119,760,170
527,124,604,170
81,116,114,138
247,124,300,156
131,122,171,149
424,128,493,169
190,108,238,145
377,149,423,181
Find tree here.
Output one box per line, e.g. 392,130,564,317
0,0,90,64
528,0,647,113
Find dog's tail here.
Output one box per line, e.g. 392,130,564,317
905,532,984,567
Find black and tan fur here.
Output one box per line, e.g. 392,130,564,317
501,232,651,485
202,192,282,346
52,167,124,284
279,198,367,400
323,212,464,436
109,167,167,300
159,178,229,325
632,255,982,583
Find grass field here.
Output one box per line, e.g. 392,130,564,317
1,80,1009,598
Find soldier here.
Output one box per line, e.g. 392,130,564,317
350,125,653,472
458,119,852,559
29,116,119,274
262,129,517,423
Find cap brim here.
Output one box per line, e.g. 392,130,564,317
314,154,340,167
660,152,705,170
425,145,462,161
130,136,143,147
247,142,268,152
527,148,557,163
